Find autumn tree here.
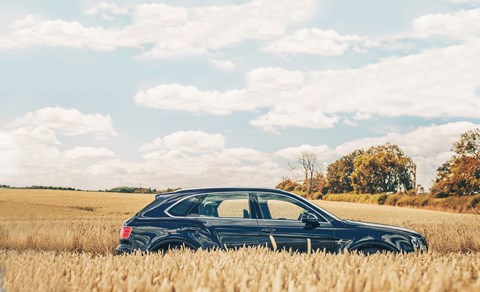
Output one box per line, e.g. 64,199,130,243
431,129,480,197
351,144,416,194
453,129,480,158
275,177,300,192
325,150,364,193
309,173,327,199
276,174,327,199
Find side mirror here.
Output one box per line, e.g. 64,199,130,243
301,212,319,226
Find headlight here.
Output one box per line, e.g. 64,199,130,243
411,236,428,252
411,237,420,248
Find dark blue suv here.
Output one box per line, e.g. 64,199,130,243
116,188,427,254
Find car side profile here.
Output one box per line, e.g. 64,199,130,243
116,188,428,254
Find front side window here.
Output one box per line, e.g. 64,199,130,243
198,193,251,218
256,193,322,221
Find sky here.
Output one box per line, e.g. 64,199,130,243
0,0,479,190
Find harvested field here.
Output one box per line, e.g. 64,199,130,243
1,189,480,291
2,249,480,292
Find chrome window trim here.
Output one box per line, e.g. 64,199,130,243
164,192,257,220
164,191,332,225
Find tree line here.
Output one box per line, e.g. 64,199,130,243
277,129,480,199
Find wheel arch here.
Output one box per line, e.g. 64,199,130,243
149,237,197,252
349,240,399,253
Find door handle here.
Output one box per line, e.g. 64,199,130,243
260,228,276,233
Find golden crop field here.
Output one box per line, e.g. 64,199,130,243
1,188,480,291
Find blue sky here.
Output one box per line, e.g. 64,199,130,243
0,0,479,190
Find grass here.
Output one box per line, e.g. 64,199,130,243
322,192,480,214
1,189,480,291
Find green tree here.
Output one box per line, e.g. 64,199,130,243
351,144,416,194
325,150,364,193
431,129,480,197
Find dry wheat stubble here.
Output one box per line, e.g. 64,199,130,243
1,189,480,291
1,249,480,292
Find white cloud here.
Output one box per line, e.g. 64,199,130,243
448,0,480,4
342,117,358,127
134,84,250,115
132,3,189,27
137,41,480,132
1,120,478,190
412,8,480,40
134,67,311,126
300,42,480,120
0,0,317,56
9,126,60,145
245,67,342,131
83,1,129,20
64,146,115,160
263,28,378,56
1,15,123,50
353,112,373,121
137,131,284,188
0,108,120,188
1,109,285,189
275,144,333,161
210,59,236,72
221,148,270,162
141,130,225,156
247,67,304,93
8,107,118,138
0,132,21,179
250,111,339,132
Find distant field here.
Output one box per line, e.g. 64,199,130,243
0,189,153,253
1,189,480,291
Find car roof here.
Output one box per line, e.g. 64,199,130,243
155,187,289,199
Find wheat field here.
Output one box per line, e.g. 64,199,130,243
1,189,480,291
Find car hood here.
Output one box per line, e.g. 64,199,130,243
342,220,421,237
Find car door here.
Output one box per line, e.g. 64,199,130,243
175,192,260,249
254,192,337,252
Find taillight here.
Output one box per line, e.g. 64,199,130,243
120,226,132,239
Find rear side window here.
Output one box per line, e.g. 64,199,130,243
197,193,251,218
141,195,175,217
142,200,165,217
168,196,202,217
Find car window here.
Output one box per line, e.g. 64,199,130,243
267,199,306,220
197,193,251,218
257,193,323,221
167,196,202,217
